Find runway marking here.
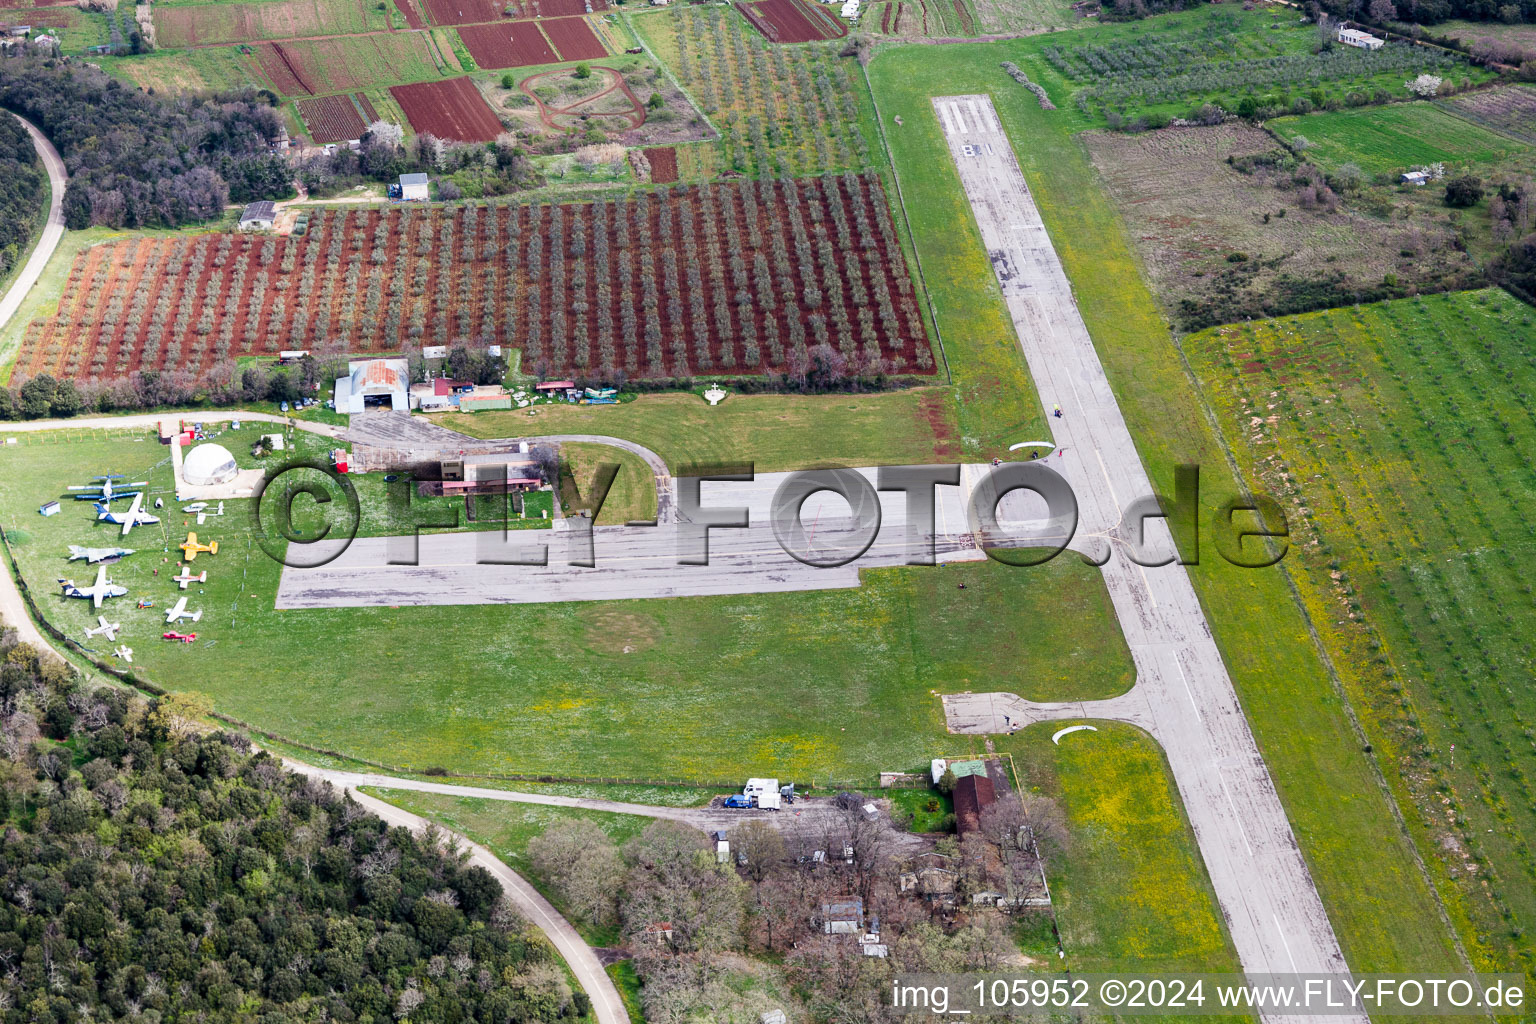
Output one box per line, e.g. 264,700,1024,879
1173,650,1201,720
1216,768,1255,857
1273,914,1300,972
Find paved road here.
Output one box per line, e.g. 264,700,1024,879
536,434,676,525
281,763,629,1024
932,95,1358,1020
0,114,65,337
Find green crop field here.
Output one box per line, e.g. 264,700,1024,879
868,34,1465,981
1270,102,1530,175
107,46,270,95
0,428,1134,787
1185,289,1536,980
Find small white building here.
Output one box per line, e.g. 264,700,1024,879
821,897,863,935
399,172,430,201
1401,169,1429,186
238,201,276,232
334,358,409,414
714,831,730,864
1337,27,1384,49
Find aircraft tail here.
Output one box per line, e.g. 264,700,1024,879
190,609,203,622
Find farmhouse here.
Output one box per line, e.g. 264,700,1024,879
1401,170,1429,186
238,201,276,232
334,358,409,414
399,173,430,201
1336,27,1383,49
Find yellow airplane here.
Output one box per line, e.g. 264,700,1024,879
179,532,219,561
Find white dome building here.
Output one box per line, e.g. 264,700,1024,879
183,443,239,487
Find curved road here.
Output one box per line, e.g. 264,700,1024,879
0,113,66,337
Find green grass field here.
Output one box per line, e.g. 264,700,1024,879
0,428,1134,787
448,389,964,474
1270,102,1530,175
868,33,1465,980
1185,289,1536,981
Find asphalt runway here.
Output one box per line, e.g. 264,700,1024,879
931,95,1360,1019
274,464,1077,608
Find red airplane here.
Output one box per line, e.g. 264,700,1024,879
162,631,198,643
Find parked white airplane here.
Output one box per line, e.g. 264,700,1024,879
68,474,147,504
84,615,121,641
58,565,128,609
163,597,203,624
96,492,160,538
67,545,135,564
182,501,225,525
113,645,134,664
172,568,208,590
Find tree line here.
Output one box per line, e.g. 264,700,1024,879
0,55,292,231
0,113,45,283
0,615,590,1024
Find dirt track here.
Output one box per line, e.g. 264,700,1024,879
520,66,646,131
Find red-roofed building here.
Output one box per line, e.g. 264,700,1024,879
953,773,996,838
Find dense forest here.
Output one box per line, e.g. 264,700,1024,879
0,113,46,283
0,616,590,1024
0,56,292,230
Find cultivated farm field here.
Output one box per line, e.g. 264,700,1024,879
391,76,504,140
456,20,557,67
296,93,370,143
1186,290,1536,978
13,175,933,382
632,7,876,177
152,0,384,47
1441,84,1536,146
252,32,458,95
734,0,847,43
1270,101,1530,174
1037,7,1486,124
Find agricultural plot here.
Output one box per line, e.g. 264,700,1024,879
1441,84,1536,146
538,15,608,60
252,33,450,95
1038,9,1480,122
296,93,369,143
1185,289,1536,976
633,6,875,177
457,20,558,67
1083,122,1478,329
109,47,270,93
734,0,847,43
14,175,932,381
1270,102,1529,175
489,60,710,149
421,0,605,25
645,146,679,183
391,76,504,139
152,0,381,48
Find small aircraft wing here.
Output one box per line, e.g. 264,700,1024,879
165,597,188,622
92,565,108,608
121,493,144,537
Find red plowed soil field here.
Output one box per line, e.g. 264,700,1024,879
356,92,380,121
420,0,500,25
393,0,426,27
390,77,503,141
15,175,934,382
735,0,846,41
540,16,607,59
298,94,367,143
645,146,678,183
458,21,557,67
254,42,312,95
